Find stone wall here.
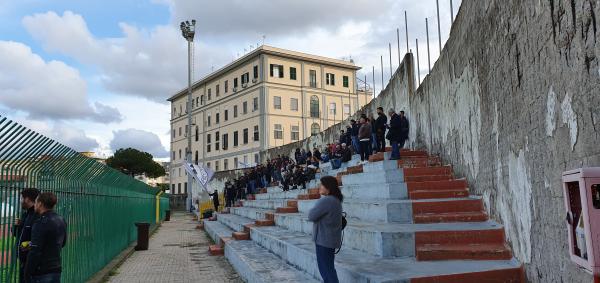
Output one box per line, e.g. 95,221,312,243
408,1,599,282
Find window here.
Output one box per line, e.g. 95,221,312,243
311,123,320,136
224,109,229,121
201,95,205,105
216,113,220,124
224,159,228,170
216,84,220,96
243,128,248,144
179,149,182,159
178,183,181,194
234,157,238,169
208,88,212,99
253,65,259,79
274,124,283,139
195,126,199,141
326,73,335,85
215,161,219,171
172,151,175,160
222,133,229,150
207,114,211,127
234,78,238,89
291,125,299,141
343,104,350,115
234,105,238,118
243,155,248,164
241,72,250,85
173,107,176,117
233,131,239,147
224,80,228,93
309,70,317,87
171,184,175,193
184,182,187,194
195,97,199,107
254,153,259,164
343,75,349,87
206,134,211,152
329,103,336,115
243,101,248,114
274,96,281,109
254,125,259,141
179,127,182,136
172,129,175,138
253,97,259,111
270,64,284,78
290,67,297,80
215,131,220,150
207,162,211,169
290,98,298,111
310,95,320,118
195,151,198,164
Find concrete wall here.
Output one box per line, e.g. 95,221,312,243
408,1,599,282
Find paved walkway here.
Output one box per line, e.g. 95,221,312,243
108,212,241,283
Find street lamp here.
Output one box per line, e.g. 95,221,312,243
180,19,195,212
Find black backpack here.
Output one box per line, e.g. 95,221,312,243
335,212,347,254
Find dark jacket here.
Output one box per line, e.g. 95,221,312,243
13,207,38,263
341,148,352,162
358,123,372,140
399,116,410,139
24,211,67,278
351,123,360,136
387,113,402,142
375,113,388,134
209,191,220,206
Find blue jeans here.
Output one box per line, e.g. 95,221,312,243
371,133,378,152
391,141,400,159
31,273,61,283
330,159,342,170
316,245,339,283
248,180,256,194
351,136,359,155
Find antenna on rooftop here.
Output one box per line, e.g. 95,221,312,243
262,35,266,46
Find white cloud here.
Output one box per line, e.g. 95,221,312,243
0,40,123,122
17,119,100,152
110,128,169,158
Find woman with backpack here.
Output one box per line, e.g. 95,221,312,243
308,176,344,283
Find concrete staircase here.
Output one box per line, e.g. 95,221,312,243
204,149,524,282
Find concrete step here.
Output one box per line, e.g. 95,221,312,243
342,182,408,200
255,188,307,200
246,224,523,282
230,206,274,221
225,240,319,283
341,169,404,186
203,220,234,247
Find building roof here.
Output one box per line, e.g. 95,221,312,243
167,45,361,102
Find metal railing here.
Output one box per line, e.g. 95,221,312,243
0,115,169,282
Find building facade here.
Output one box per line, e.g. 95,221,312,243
168,46,371,195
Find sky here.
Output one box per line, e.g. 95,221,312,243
0,0,461,160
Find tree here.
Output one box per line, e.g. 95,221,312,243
106,148,166,178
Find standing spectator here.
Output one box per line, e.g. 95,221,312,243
399,111,410,149
375,107,388,152
350,120,360,154
13,188,40,283
344,126,352,147
308,176,343,283
368,113,377,153
24,192,67,283
224,181,235,207
209,190,220,212
294,148,302,164
386,109,402,160
358,116,372,163
338,130,346,145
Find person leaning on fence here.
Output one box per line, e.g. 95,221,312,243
308,176,343,283
13,188,40,283
24,192,67,283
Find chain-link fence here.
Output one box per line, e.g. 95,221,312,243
0,115,169,282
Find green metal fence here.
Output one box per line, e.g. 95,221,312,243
0,115,170,282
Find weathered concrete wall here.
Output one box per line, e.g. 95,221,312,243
409,1,599,282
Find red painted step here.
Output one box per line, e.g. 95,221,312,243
405,175,453,182
414,211,489,223
298,193,320,200
403,166,453,177
255,219,275,226
409,189,469,199
287,200,298,208
307,188,320,194
243,224,254,233
397,156,442,168
412,199,483,214
407,179,468,191
209,245,224,256
346,164,364,174
265,212,275,221
232,231,250,240
410,266,524,283
416,243,512,261
415,229,506,246
276,206,298,213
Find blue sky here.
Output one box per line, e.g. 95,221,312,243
0,0,460,160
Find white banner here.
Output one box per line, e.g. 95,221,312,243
183,162,214,192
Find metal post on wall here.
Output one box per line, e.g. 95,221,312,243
450,0,454,22
416,38,421,84
380,55,384,90
397,28,401,67
388,43,393,80
426,18,431,73
405,11,409,52
436,0,442,55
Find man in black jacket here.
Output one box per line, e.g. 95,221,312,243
398,111,410,148
375,107,388,152
386,109,402,160
13,188,40,283
24,192,67,283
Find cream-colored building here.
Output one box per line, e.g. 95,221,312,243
168,45,371,195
